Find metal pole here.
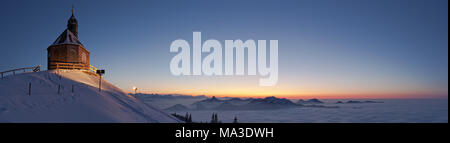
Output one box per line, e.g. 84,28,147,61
99,76,102,92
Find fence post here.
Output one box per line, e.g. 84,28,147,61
28,82,31,96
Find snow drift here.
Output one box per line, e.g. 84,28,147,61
0,70,180,123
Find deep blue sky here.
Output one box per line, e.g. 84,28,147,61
0,0,448,98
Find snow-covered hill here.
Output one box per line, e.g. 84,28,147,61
0,70,180,123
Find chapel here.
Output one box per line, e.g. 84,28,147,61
47,7,90,70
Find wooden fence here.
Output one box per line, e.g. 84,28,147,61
50,63,98,73
1,63,98,78
1,65,41,78
49,63,87,70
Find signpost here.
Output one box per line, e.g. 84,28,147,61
96,69,105,92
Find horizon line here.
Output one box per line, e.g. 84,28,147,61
129,92,449,99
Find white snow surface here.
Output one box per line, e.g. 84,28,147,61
0,70,180,123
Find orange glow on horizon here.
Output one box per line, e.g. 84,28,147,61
128,89,447,99
118,70,448,100
122,81,448,99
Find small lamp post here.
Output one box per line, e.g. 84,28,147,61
96,69,105,92
133,86,138,95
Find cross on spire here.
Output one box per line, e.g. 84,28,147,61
71,4,74,15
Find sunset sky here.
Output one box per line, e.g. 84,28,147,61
0,0,448,99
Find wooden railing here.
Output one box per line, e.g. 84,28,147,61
1,63,99,78
50,63,89,70
89,65,98,73
1,65,41,78
50,63,98,74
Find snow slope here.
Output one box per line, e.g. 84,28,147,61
0,70,180,123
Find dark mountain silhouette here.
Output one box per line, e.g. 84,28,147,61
297,98,324,104
249,96,297,105
191,96,225,109
191,96,300,110
239,96,299,110
336,100,384,104
134,93,207,100
163,96,339,111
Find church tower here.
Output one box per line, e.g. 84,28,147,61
47,6,90,70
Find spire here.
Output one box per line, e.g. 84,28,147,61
67,4,78,38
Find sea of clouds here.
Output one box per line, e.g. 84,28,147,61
136,95,448,123
182,99,448,123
